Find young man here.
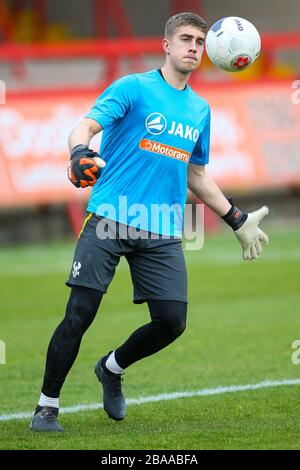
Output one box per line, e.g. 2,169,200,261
30,12,268,432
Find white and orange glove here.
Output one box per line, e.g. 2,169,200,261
222,201,269,261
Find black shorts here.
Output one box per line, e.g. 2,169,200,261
66,213,187,304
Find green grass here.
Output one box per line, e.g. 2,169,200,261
0,227,300,449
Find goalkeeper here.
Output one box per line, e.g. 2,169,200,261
30,12,268,432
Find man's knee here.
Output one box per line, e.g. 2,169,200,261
172,318,186,337
148,299,187,340
167,308,187,339
65,286,103,334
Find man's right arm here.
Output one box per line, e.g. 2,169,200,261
68,117,103,151
67,118,106,189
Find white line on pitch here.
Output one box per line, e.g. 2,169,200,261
0,378,300,422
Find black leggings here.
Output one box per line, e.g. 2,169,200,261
42,286,187,397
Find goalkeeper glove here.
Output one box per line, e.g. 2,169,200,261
68,144,106,188
222,202,269,261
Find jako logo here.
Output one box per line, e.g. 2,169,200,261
145,113,199,142
145,113,167,135
234,18,243,31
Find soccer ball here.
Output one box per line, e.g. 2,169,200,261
205,17,261,72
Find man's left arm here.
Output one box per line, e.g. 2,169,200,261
187,163,269,261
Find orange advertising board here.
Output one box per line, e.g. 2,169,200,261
0,91,100,207
0,81,299,207
201,81,300,191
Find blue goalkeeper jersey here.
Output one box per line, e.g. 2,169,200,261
86,69,210,237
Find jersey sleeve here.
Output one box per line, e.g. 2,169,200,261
86,74,139,128
189,106,210,166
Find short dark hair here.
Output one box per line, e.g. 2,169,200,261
165,12,208,38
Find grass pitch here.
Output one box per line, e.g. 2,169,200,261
0,227,299,450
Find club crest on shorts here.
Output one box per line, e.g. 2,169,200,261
72,261,81,278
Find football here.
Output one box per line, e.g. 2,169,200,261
205,17,261,72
